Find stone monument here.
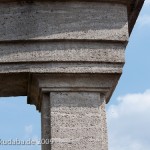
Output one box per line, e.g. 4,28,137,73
0,0,144,149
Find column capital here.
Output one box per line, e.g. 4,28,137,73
27,73,120,111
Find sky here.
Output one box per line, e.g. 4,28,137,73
107,1,150,150
0,1,150,150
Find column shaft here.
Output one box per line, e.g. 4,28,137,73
41,92,108,150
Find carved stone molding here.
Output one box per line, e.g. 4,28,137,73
28,73,121,111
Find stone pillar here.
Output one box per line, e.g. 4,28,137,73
41,92,107,150
0,0,144,150
30,73,120,150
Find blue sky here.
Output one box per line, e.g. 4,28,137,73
0,1,150,150
0,97,41,150
107,1,150,149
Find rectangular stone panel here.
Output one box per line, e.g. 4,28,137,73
0,42,125,63
0,2,128,41
49,92,108,150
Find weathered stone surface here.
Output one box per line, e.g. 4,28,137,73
0,1,128,98
0,42,125,63
41,92,108,150
0,2,128,41
28,74,120,110
0,42,125,74
0,63,124,74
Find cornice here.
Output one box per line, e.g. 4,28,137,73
0,0,144,36
0,0,144,35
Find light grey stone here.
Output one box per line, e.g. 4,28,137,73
0,41,125,74
0,2,128,41
41,92,108,150
0,42,125,63
0,62,124,74
28,73,120,110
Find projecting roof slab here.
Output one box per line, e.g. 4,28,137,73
0,0,144,107
0,0,144,35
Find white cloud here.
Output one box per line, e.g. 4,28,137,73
23,125,41,150
145,0,150,6
136,0,150,28
137,15,150,27
25,125,33,135
107,90,150,150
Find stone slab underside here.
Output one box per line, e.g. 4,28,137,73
41,92,107,150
